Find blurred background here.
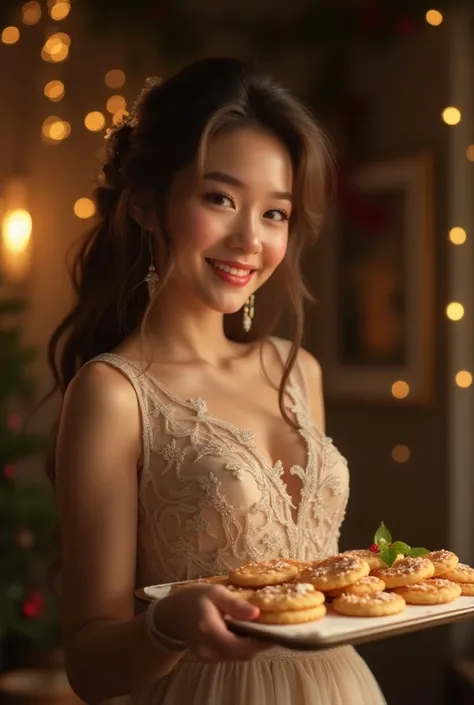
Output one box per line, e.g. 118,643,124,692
0,1,473,703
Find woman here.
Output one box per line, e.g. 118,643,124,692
48,57,385,704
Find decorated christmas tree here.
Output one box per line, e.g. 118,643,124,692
0,291,60,663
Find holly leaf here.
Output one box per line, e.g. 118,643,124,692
379,544,399,567
406,547,430,558
374,521,392,546
390,541,411,555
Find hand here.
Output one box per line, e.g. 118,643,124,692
152,584,273,662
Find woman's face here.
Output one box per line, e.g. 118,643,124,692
163,126,292,315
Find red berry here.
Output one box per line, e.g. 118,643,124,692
370,543,380,553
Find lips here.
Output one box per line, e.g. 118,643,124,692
206,258,256,288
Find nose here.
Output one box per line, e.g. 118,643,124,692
228,212,262,255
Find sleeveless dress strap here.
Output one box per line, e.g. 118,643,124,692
81,353,152,478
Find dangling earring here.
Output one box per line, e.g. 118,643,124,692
242,293,255,333
144,232,159,300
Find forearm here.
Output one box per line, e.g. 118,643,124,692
65,611,185,703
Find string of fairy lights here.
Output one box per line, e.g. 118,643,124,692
0,0,130,221
0,4,471,466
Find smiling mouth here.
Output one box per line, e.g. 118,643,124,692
205,258,256,278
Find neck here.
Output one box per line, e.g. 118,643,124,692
143,284,236,364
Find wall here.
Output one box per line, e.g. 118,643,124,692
306,22,453,705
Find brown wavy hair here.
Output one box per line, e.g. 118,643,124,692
45,57,333,485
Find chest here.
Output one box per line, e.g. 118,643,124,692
147,366,309,503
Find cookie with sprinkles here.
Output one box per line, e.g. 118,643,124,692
332,591,406,617
326,575,385,599
442,563,474,584
393,578,462,605
372,556,434,588
229,559,299,587
249,582,325,612
424,550,459,577
300,554,370,591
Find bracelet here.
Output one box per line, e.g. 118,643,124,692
145,600,187,652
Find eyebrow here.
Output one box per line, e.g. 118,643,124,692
203,170,292,202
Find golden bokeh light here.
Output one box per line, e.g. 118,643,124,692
44,79,65,102
50,1,70,21
446,302,465,321
1,27,20,45
84,111,106,132
425,9,443,26
105,69,126,89
2,209,32,253
42,116,71,143
466,145,474,162
449,226,467,245
112,109,130,126
41,32,70,62
106,95,127,114
391,381,410,399
21,1,42,25
73,198,96,219
442,107,461,125
455,370,473,388
392,445,411,463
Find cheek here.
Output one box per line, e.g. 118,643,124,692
264,233,288,269
169,201,220,254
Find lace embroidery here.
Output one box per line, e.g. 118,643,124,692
87,338,350,585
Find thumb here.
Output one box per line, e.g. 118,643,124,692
210,585,259,619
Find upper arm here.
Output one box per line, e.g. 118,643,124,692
298,347,325,433
55,362,142,645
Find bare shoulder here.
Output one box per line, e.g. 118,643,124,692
58,360,143,475
297,346,323,387
265,337,322,383
63,359,139,417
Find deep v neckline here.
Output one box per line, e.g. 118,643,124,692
103,340,312,528
139,366,310,527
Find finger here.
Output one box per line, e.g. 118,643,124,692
208,585,260,620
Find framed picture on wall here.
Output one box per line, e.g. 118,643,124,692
321,154,435,405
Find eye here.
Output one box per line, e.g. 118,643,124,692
264,208,290,223
204,191,235,208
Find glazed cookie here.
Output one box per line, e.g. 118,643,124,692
255,603,327,625
442,563,474,584
424,550,459,577
249,582,325,612
460,583,474,596
372,556,434,588
393,578,462,605
326,575,386,599
332,591,406,617
342,549,387,572
300,554,370,591
229,559,299,587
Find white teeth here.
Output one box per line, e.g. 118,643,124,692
210,261,251,277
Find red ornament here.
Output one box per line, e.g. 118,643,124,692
3,464,16,479
370,543,380,553
22,591,45,618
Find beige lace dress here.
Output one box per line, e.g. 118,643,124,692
91,337,386,704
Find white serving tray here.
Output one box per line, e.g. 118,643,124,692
137,583,474,651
